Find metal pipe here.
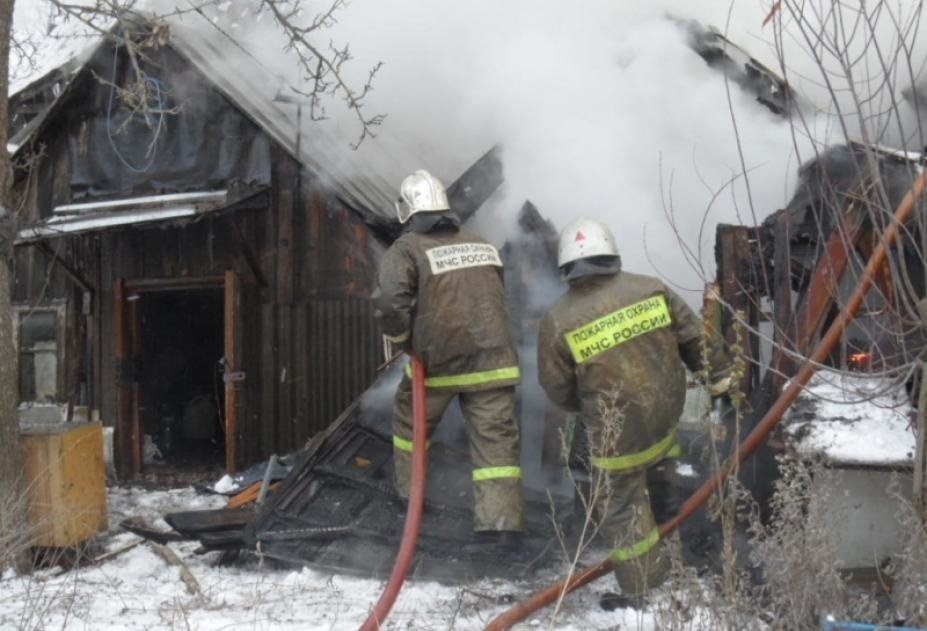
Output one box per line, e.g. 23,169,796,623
359,354,427,631
485,170,927,631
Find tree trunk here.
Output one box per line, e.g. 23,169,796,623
0,0,27,570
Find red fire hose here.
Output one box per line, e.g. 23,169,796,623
485,171,927,631
359,353,428,631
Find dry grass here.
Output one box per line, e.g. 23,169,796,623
0,478,32,576
887,483,927,626
546,389,626,628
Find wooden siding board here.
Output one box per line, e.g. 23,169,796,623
99,234,116,432
260,303,277,456
294,302,309,446
277,306,294,453
276,189,294,306
239,279,261,464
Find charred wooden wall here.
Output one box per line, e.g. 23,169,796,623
13,105,385,469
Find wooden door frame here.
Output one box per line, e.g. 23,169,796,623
224,269,240,473
113,275,236,478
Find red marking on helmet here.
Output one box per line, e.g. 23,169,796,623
575,231,586,242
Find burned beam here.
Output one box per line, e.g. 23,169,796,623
793,215,865,355
32,240,94,296
770,214,794,391
227,217,268,288
365,145,505,244
446,145,504,224
715,224,759,396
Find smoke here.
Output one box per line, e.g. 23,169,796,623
308,1,812,301
170,1,845,303
14,1,925,301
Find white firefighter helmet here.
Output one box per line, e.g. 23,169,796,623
558,217,619,267
395,169,450,223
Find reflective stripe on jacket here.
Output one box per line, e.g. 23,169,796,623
376,226,520,391
538,271,728,467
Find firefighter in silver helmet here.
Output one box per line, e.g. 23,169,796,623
375,169,524,541
537,217,731,601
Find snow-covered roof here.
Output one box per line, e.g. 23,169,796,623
784,370,917,467
11,14,408,219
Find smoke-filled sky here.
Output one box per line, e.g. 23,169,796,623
13,0,927,303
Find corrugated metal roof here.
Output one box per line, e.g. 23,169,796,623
16,206,198,243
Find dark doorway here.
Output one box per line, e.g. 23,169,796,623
138,288,225,470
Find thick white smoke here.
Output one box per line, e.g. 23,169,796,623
14,0,927,304
184,0,863,301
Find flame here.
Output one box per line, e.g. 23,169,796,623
849,352,871,368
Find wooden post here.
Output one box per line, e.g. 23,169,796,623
914,362,926,520
914,298,927,520
770,215,794,392
113,278,135,479
224,270,238,473
715,225,759,396
129,296,142,475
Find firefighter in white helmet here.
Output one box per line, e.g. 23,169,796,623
537,217,731,603
375,170,524,543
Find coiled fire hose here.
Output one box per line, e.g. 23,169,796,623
360,353,427,631
485,170,927,631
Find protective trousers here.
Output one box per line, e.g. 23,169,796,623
392,376,524,532
592,465,671,600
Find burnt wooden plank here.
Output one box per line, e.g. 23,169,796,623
305,190,323,298
64,284,78,419
224,215,268,288
771,214,794,391
239,278,261,465
50,135,70,209
714,224,757,395
277,305,294,453
33,241,93,293
273,151,297,306
129,296,142,475
446,145,504,224
260,303,277,457
794,217,864,355
165,507,256,535
124,276,224,292
224,270,239,473
295,302,310,446
113,277,132,479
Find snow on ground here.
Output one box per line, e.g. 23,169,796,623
0,485,671,630
784,370,917,466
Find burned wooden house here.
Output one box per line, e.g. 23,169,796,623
712,143,927,397
8,20,475,480
711,143,927,567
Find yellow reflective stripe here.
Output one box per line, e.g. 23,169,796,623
565,295,672,364
610,527,660,562
392,436,430,452
404,364,521,388
385,330,410,343
590,429,678,471
472,466,522,482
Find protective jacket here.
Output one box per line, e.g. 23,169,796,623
538,271,727,470
376,226,520,391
